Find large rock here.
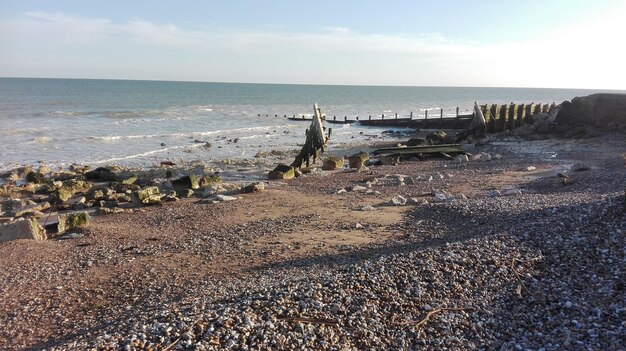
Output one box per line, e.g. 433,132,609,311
57,211,90,234
133,186,162,205
241,182,265,193
556,93,626,126
172,175,201,190
84,167,118,182
0,218,46,242
348,152,369,169
55,179,91,203
268,165,295,180
322,156,345,170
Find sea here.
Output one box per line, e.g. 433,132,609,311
0,77,621,174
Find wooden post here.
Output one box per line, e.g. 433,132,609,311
328,128,332,139
533,103,542,115
410,111,413,120
424,110,429,129
498,104,509,132
516,104,526,127
456,107,460,117
525,103,535,123
382,113,385,120
333,116,336,121
541,103,549,113
395,113,398,119
508,104,517,130
369,115,371,120
344,116,347,122
440,108,443,128
488,104,498,133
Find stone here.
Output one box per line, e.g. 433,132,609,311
455,154,469,163
571,162,590,172
198,175,222,187
121,176,137,185
350,185,368,192
0,218,46,242
380,155,400,166
55,179,91,203
14,201,51,217
134,186,162,205
268,165,295,180
406,137,425,146
355,222,364,229
180,189,195,198
425,130,448,145
387,195,407,206
26,171,47,184
487,190,501,197
526,166,537,171
502,188,523,196
84,167,117,182
555,93,626,126
171,175,201,190
241,182,265,193
348,152,369,169
57,212,90,234
322,156,345,170
360,205,376,211
215,194,237,202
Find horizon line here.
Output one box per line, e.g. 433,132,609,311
1,76,625,92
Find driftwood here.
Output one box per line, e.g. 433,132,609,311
372,144,465,157
291,103,328,168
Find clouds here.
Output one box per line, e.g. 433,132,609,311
0,11,624,89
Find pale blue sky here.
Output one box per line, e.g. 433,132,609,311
1,0,625,88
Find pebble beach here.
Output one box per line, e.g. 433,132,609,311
0,128,624,350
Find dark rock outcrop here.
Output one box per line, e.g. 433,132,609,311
556,93,626,126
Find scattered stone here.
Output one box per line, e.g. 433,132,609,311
526,166,537,171
380,155,400,166
455,154,469,163
502,188,523,196
58,232,85,240
268,165,295,180
121,176,137,185
348,152,369,169
322,156,345,170
134,187,162,205
571,162,590,172
355,222,364,229
25,171,47,184
0,218,46,242
171,175,201,190
349,185,368,192
241,182,265,193
487,190,502,197
57,212,90,234
84,167,117,182
387,195,407,206
335,188,347,194
360,205,376,211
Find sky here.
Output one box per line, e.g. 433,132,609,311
1,0,625,89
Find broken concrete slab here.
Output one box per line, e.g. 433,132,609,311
0,218,46,242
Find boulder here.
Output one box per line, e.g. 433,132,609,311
268,165,295,180
84,167,118,182
57,212,90,234
14,201,51,218
556,93,626,126
55,179,91,203
0,218,46,242
241,182,265,193
26,171,48,184
172,175,201,190
323,156,345,170
425,130,448,145
133,186,162,205
198,175,222,188
348,152,369,169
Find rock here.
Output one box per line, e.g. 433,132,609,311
171,175,201,190
322,156,345,170
134,187,162,206
406,137,425,146
199,175,222,187
526,166,537,171
268,165,295,180
14,201,51,218
58,232,85,240
55,179,91,203
471,152,492,162
455,154,469,163
555,93,626,126
487,190,501,197
215,194,237,202
241,182,265,193
349,185,368,192
493,154,503,160
84,167,117,182
348,152,369,169
425,130,448,145
180,189,195,198
355,223,364,229
121,176,137,185
360,205,376,211
25,171,47,184
387,195,407,206
571,162,590,172
57,212,90,234
404,176,415,185
380,155,400,166
335,188,347,194
0,218,46,242
300,167,317,174
109,193,132,202
502,188,523,196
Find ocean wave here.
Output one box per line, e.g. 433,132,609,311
91,144,204,164
84,125,292,142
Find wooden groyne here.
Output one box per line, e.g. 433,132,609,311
282,102,556,131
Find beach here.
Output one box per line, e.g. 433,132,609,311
0,124,624,349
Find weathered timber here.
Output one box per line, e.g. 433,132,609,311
291,103,328,169
372,144,464,156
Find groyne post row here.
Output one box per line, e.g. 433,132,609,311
291,103,327,168
482,102,556,133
